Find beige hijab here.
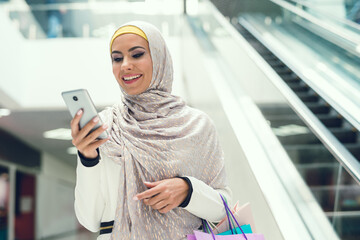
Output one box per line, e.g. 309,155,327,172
100,21,227,240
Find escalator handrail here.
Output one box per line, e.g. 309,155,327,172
238,16,360,185
269,0,360,55
286,0,360,33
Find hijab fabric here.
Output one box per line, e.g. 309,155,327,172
100,21,227,240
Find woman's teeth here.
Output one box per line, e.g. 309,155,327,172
123,75,141,81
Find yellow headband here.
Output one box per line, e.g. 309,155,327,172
110,25,148,53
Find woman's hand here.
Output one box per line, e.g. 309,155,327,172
71,109,109,158
134,178,189,214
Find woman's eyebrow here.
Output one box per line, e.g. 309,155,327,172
111,50,122,55
111,46,145,55
128,46,145,52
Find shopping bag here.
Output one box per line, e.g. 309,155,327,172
213,202,256,234
187,195,265,240
193,230,265,240
218,224,252,235
188,224,252,239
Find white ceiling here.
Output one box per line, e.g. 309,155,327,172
0,108,100,167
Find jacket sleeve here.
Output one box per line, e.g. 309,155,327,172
74,155,105,232
183,176,232,222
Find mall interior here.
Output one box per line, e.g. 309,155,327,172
0,0,360,239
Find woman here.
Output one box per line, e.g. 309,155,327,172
71,21,232,240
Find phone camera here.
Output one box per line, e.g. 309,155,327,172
73,96,78,101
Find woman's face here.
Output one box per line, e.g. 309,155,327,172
111,34,153,95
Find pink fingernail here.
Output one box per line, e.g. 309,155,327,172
93,116,99,122
102,124,108,129
133,196,138,201
77,109,83,115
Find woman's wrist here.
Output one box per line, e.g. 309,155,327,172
176,176,193,208
78,148,100,167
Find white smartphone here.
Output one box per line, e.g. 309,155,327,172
61,89,108,139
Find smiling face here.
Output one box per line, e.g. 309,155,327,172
111,34,153,95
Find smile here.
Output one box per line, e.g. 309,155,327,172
122,74,142,84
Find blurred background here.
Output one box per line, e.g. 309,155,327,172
0,0,360,239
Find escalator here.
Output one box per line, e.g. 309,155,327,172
232,9,360,240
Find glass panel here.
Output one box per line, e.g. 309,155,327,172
7,0,184,39
331,166,360,240
258,102,360,240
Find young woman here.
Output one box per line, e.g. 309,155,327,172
71,21,232,240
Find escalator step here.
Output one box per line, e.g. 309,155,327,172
262,54,278,61
287,83,310,93
282,75,301,83
258,50,272,55
306,103,331,114
277,128,357,145
268,114,343,128
260,104,330,117
297,93,319,103
249,42,264,49
267,60,284,67
248,41,265,48
274,66,293,74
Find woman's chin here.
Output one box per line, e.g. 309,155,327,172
118,82,150,96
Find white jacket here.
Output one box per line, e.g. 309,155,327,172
74,153,232,239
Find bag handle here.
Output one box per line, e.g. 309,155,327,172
223,197,235,234
220,194,248,239
200,195,248,240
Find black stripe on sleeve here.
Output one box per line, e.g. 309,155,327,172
78,148,100,167
177,176,193,208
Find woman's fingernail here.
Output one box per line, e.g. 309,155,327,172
93,116,99,122
102,124,108,129
144,181,151,184
77,109,83,115
133,196,138,201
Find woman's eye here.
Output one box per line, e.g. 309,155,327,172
133,52,144,58
113,57,123,62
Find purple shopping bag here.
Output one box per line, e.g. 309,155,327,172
187,195,265,240
193,231,265,240
187,234,197,240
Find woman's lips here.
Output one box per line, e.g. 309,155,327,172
122,74,142,84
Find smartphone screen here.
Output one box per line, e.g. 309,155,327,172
61,89,108,139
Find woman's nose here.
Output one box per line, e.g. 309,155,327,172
121,57,133,71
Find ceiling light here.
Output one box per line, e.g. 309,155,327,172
0,108,11,117
67,147,78,155
43,128,72,140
